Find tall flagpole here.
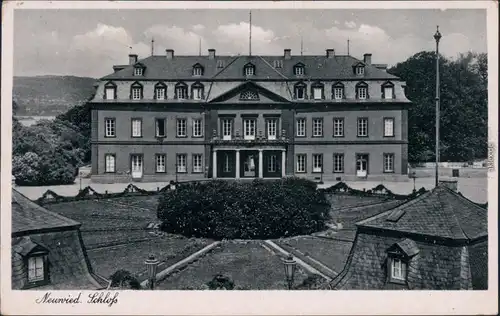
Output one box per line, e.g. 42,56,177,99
300,36,303,56
434,26,442,187
151,38,155,56
347,39,350,56
249,11,252,56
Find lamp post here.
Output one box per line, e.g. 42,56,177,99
434,25,442,187
410,171,417,192
283,254,297,290
79,171,83,192
145,255,159,290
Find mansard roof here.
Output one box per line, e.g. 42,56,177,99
102,54,399,81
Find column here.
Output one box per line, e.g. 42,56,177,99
212,150,217,179
281,150,286,178
235,149,240,179
258,149,263,178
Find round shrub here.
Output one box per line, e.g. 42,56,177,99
157,178,331,239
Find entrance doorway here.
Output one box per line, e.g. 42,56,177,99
131,155,143,179
242,153,257,177
356,154,368,177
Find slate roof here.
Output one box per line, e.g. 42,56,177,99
356,184,488,241
102,54,399,81
12,190,81,236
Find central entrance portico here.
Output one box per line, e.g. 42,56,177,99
212,147,286,179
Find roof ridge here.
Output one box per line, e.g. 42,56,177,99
435,189,469,240
356,190,431,226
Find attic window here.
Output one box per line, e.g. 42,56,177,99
390,258,407,282
244,64,255,76
294,64,305,76
386,209,405,222
193,65,203,76
134,68,144,76
356,66,365,76
217,60,225,68
274,60,283,68
28,255,47,283
382,81,395,100
240,90,259,101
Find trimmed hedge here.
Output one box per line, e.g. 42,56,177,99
157,178,331,239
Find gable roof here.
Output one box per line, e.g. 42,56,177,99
12,189,81,236
389,238,420,257
356,184,488,241
102,54,399,81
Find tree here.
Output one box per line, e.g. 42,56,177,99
388,51,488,162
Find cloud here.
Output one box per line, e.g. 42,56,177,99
213,22,282,55
144,25,208,55
344,21,356,28
192,24,206,32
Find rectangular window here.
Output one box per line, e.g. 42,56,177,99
391,258,406,280
193,67,202,76
221,119,232,140
176,87,187,99
357,118,368,137
217,60,225,68
155,118,166,137
313,87,322,100
312,118,323,137
296,154,306,173
105,154,115,173
268,155,277,172
193,119,203,137
156,88,165,100
333,154,344,173
384,118,394,137
384,87,394,99
356,67,365,75
177,154,187,173
334,87,343,100
333,118,344,137
193,154,203,173
223,153,232,172
177,119,187,137
28,256,45,282
358,87,367,99
105,88,115,100
131,119,142,137
267,119,277,140
192,88,203,100
295,87,305,100
134,68,143,76
312,154,323,173
245,67,254,76
243,119,256,140
384,153,395,172
295,67,304,75
156,154,166,173
296,118,306,137
274,60,283,68
105,118,115,137
132,87,141,100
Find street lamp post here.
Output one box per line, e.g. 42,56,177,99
145,255,160,290
283,254,297,290
79,172,83,192
410,171,417,192
434,26,442,187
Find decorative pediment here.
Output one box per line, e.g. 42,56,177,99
209,81,290,104
14,237,49,257
133,62,146,69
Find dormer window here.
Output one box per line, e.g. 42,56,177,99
154,82,167,100
274,60,283,68
244,63,255,76
240,90,259,101
14,237,50,288
191,82,204,100
294,82,307,100
104,81,117,100
386,238,419,285
382,81,395,100
294,63,305,76
356,82,369,100
130,82,143,100
175,82,188,100
134,67,144,76
332,82,345,100
217,60,225,68
356,66,365,76
390,258,407,281
192,64,204,76
311,82,324,100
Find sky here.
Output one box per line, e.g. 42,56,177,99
13,8,487,78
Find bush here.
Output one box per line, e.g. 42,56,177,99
109,269,141,290
157,178,331,239
206,274,235,290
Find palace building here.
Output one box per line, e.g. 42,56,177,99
89,48,411,183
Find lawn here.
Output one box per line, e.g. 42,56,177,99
326,194,389,211
276,237,353,274
156,241,312,290
87,236,212,282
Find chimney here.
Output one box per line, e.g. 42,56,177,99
363,53,372,65
166,49,174,59
113,65,126,73
374,64,387,72
208,49,216,59
326,49,335,58
128,54,138,65
284,49,291,60
439,179,458,192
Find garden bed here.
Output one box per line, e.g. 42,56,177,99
87,236,211,282
156,241,311,290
